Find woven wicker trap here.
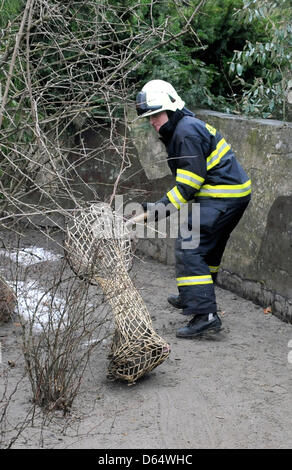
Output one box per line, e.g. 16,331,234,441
64,203,170,384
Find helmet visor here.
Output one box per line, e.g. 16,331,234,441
136,91,162,116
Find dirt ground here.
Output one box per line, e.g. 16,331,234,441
0,226,292,450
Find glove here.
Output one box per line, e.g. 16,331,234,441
141,202,157,221
141,202,155,212
141,202,148,213
141,202,169,222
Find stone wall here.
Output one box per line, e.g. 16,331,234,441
129,110,292,323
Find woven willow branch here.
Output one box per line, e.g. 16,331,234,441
64,203,170,384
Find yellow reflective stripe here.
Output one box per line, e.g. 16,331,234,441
176,275,213,286
198,189,251,198
197,179,251,198
209,265,220,273
202,180,251,190
207,138,231,171
176,176,200,190
167,186,187,209
176,168,204,190
177,169,205,182
206,123,216,135
167,191,180,209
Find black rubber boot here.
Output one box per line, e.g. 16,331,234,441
176,313,222,338
167,294,183,309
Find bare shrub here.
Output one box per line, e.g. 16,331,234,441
16,256,110,413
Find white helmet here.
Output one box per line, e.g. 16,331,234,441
136,79,185,118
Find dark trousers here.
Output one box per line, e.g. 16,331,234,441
175,198,250,316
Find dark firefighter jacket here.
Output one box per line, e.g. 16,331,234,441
155,108,251,211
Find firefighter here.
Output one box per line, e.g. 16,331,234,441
135,79,251,338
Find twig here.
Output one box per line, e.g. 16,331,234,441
0,0,34,128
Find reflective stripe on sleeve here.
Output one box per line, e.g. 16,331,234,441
206,123,217,136
167,186,187,209
209,265,220,273
176,275,213,286
207,138,231,171
176,168,205,190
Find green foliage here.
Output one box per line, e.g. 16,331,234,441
132,0,274,114
0,0,23,28
228,0,292,119
130,0,291,119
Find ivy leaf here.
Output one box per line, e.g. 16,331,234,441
236,63,243,76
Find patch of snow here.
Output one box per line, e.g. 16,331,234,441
9,280,66,331
0,246,61,267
